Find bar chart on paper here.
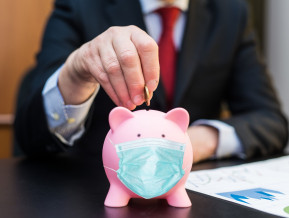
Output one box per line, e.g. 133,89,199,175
185,156,289,217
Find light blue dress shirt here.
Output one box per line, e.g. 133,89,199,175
42,0,244,158
42,67,98,145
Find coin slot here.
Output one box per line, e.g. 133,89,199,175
161,134,165,138
137,134,141,137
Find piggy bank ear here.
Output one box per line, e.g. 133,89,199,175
165,108,189,132
109,107,134,132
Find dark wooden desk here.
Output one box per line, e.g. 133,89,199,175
0,155,283,218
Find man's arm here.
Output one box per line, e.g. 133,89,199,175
222,2,288,158
186,1,288,162
14,0,160,156
14,0,83,156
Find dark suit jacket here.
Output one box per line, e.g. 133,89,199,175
14,0,288,159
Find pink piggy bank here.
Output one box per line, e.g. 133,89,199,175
102,107,193,207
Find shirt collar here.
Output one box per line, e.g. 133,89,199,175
139,0,189,14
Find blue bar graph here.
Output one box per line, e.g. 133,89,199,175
217,188,284,204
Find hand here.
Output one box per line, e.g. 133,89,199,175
58,25,159,109
187,125,219,163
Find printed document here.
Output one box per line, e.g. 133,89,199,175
186,156,289,217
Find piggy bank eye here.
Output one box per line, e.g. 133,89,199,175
137,134,141,137
161,134,165,138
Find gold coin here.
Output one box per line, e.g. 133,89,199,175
144,85,150,106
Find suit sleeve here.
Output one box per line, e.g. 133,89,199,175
14,0,85,156
223,2,288,158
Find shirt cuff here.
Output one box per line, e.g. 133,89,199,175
192,119,246,159
42,66,99,145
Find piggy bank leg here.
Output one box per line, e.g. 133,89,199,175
166,187,192,208
104,184,131,207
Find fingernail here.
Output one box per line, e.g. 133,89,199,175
126,100,135,109
133,95,143,105
147,80,158,92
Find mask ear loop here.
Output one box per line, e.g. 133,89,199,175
103,136,118,172
107,136,116,146
104,166,117,172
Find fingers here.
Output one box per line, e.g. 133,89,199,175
90,52,121,107
187,126,219,163
98,38,136,109
82,43,121,105
130,26,159,100
81,26,159,109
112,30,145,105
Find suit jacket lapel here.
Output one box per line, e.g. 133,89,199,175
106,0,167,110
174,0,211,107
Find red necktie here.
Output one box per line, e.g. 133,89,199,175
156,7,180,107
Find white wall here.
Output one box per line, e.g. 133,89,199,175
265,0,289,152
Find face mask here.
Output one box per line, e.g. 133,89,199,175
108,137,186,199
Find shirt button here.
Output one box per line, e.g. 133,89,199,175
52,113,59,120
67,118,75,124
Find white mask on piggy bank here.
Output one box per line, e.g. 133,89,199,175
102,107,193,207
